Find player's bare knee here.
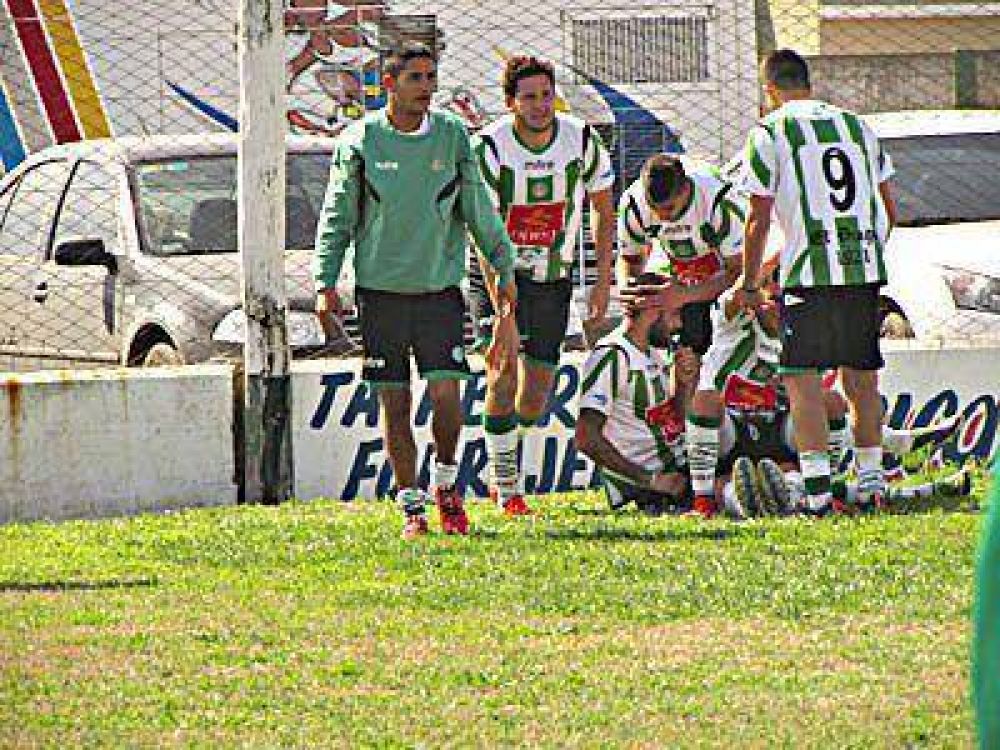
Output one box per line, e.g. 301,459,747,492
690,389,724,421
426,380,461,411
822,390,849,421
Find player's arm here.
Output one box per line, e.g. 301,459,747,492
313,135,362,327
587,187,615,320
576,409,659,487
582,126,616,321
733,126,778,310
460,128,516,309
872,129,898,235
616,189,650,288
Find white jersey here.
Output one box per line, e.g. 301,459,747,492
617,160,745,285
578,328,677,474
698,288,783,398
741,99,895,289
476,113,614,282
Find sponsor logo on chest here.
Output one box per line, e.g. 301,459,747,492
524,159,556,172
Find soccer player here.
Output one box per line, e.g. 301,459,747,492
734,48,897,516
575,273,690,515
471,55,616,515
313,42,518,539
617,154,745,376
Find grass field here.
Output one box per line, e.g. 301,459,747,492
0,486,989,748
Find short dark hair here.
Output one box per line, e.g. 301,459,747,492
762,48,810,91
502,55,556,99
384,41,436,79
641,154,687,206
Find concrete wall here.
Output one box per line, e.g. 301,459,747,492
0,365,236,524
293,345,1000,502
1,346,997,524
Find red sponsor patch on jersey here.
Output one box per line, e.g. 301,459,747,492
506,202,565,247
646,398,685,442
724,373,778,411
671,252,722,284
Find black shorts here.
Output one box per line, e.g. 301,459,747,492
717,408,797,475
467,273,573,368
355,286,471,386
679,301,713,356
778,283,883,371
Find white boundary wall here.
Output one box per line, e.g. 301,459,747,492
0,345,996,524
0,365,237,524
293,343,1000,501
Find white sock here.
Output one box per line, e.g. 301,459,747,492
855,446,884,495
432,457,458,490
485,428,520,501
686,417,721,498
881,426,914,455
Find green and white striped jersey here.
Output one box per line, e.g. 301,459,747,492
475,113,614,282
617,159,745,284
698,287,782,394
742,99,895,289
579,328,677,473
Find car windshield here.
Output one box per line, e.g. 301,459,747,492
134,152,332,256
886,132,1000,226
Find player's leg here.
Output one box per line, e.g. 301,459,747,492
778,286,836,515
356,288,427,538
687,387,725,515
822,388,851,497
833,284,885,510
413,287,473,534
509,278,572,515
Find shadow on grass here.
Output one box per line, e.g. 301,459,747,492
0,578,157,593
544,526,740,543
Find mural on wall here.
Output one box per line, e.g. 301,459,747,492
0,0,676,175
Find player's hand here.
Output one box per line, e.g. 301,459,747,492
673,346,701,386
650,471,687,496
731,276,765,317
486,314,519,370
587,278,611,323
316,287,345,338
620,279,688,314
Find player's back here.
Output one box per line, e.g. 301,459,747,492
751,99,893,288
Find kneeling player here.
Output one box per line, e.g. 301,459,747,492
575,274,692,514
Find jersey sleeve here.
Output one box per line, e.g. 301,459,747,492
616,187,648,258
579,345,625,416
870,126,895,183
741,124,778,197
473,132,502,209
583,124,615,193
711,186,747,259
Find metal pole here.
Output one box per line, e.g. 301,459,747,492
237,0,293,504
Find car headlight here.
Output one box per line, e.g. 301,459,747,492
940,266,1000,314
212,309,327,347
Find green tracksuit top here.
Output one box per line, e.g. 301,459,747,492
974,463,1000,749
313,108,515,294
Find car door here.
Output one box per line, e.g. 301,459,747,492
0,159,71,370
44,159,125,364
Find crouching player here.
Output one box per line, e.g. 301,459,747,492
686,276,964,517
575,273,694,514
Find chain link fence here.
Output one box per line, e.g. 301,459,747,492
0,0,997,372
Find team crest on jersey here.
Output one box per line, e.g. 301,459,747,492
506,202,565,246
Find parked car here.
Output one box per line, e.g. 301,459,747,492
870,110,1000,340
0,134,356,369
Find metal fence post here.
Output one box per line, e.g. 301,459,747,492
238,0,293,504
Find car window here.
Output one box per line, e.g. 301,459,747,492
52,160,121,258
134,152,332,256
885,132,1000,225
0,160,70,258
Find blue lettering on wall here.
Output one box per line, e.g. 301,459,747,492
538,365,577,428
342,438,383,500
309,371,354,429
342,380,380,428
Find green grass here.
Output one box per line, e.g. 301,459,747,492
0,486,989,749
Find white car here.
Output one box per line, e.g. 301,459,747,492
871,110,1000,341
0,134,356,369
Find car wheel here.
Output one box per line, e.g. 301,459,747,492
880,311,915,339
142,342,185,367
